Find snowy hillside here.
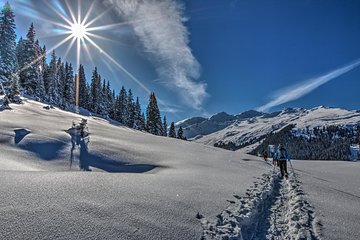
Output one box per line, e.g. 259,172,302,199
1,99,360,239
189,107,360,153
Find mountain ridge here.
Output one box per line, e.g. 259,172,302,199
176,106,360,159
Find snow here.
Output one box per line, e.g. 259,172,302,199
0,98,270,239
1,99,360,239
294,160,360,240
199,173,321,239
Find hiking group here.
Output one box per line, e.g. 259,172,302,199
263,144,291,179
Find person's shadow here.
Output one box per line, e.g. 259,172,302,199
79,136,91,171
67,126,91,171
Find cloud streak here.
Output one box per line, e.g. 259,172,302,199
257,59,360,112
106,0,208,110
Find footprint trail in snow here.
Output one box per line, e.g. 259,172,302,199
197,172,322,239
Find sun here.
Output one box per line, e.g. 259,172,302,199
70,22,88,40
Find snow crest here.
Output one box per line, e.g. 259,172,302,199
197,172,322,239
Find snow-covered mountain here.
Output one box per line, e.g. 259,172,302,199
179,107,360,156
176,110,264,140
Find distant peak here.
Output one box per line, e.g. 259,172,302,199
311,106,330,111
236,110,264,119
280,108,299,114
175,116,207,127
209,112,236,122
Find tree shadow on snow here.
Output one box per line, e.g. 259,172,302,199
20,140,67,161
14,128,31,144
84,153,157,173
0,106,12,112
66,127,157,173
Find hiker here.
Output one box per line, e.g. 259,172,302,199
274,144,290,179
272,155,279,169
262,149,268,162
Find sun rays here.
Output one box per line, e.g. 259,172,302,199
18,0,154,99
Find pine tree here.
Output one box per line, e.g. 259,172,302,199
16,37,26,86
169,122,176,138
48,50,59,103
21,23,39,95
39,45,51,96
97,74,105,114
116,86,128,123
90,67,101,113
56,59,64,105
162,116,167,136
100,79,107,114
141,112,146,130
97,78,110,116
126,89,135,127
133,97,144,130
78,64,88,109
9,74,20,97
0,2,18,86
109,89,116,119
63,62,74,107
146,92,163,135
177,126,184,140
113,94,120,121
106,80,113,116
35,69,45,98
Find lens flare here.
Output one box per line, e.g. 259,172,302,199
70,22,88,40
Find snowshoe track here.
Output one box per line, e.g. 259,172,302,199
197,172,322,240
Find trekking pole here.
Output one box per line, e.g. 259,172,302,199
289,159,297,182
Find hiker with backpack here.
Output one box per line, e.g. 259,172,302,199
262,149,269,162
274,144,290,179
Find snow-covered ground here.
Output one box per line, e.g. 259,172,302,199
1,99,359,239
294,160,360,240
0,99,271,239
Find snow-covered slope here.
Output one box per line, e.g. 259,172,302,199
294,160,360,240
194,107,360,149
0,98,272,239
1,99,360,239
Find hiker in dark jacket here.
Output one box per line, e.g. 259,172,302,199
262,149,268,162
274,144,290,179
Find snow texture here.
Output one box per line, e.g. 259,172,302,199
198,171,322,240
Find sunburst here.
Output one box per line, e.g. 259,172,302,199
16,0,167,110
70,22,88,40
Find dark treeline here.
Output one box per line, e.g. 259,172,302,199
0,2,186,139
251,124,360,160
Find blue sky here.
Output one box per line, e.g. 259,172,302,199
4,0,360,122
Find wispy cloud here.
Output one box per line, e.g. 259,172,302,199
106,0,208,110
257,59,360,112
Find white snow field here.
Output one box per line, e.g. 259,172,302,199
0,99,358,239
294,160,360,240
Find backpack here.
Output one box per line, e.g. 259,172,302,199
279,148,287,159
